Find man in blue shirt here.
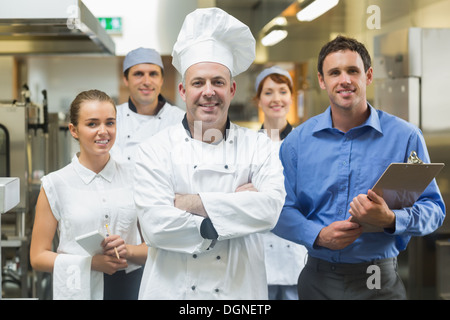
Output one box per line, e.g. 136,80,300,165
273,36,445,300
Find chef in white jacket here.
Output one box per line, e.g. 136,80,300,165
134,7,286,300
110,47,185,171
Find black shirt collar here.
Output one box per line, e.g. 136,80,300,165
260,122,292,140
127,94,166,114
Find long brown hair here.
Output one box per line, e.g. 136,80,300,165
69,89,116,127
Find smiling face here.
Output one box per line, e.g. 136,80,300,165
179,62,236,138
124,63,164,111
258,76,292,121
318,49,373,113
69,100,116,158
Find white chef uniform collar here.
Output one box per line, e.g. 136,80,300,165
172,7,255,77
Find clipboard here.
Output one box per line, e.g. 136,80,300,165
371,162,444,209
351,151,444,232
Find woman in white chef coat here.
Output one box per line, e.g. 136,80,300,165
255,67,307,300
30,90,147,300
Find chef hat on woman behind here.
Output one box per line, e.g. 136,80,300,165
255,66,293,92
172,7,255,77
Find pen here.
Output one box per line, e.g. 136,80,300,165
105,224,120,259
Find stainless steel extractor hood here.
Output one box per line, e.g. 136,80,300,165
0,0,115,55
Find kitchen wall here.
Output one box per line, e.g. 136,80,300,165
18,0,200,115
5,0,450,117
26,56,119,113
83,0,198,56
0,57,14,100
261,0,450,118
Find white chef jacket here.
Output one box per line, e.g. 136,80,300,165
134,120,286,300
263,232,307,285
262,139,307,286
110,98,185,170
42,154,141,299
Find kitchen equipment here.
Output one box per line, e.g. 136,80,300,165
374,27,450,299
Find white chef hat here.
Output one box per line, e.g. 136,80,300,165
172,7,255,77
255,66,293,92
123,47,164,73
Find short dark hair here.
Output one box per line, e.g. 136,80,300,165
317,35,372,76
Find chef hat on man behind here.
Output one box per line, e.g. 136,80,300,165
172,7,255,77
123,47,164,73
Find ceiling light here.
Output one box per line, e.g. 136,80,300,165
261,29,288,47
273,16,288,27
296,0,339,22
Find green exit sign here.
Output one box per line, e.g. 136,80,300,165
98,17,122,34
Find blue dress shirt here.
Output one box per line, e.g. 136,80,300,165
273,104,445,263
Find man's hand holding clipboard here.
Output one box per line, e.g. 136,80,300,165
349,189,396,232
349,151,445,232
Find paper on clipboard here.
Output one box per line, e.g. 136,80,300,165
351,151,444,232
371,162,444,209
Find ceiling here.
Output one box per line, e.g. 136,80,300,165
215,0,345,62
2,0,445,58
216,0,447,37
215,0,449,63
216,0,293,35
215,0,344,38
282,1,346,41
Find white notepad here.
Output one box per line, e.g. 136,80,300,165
75,230,105,256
